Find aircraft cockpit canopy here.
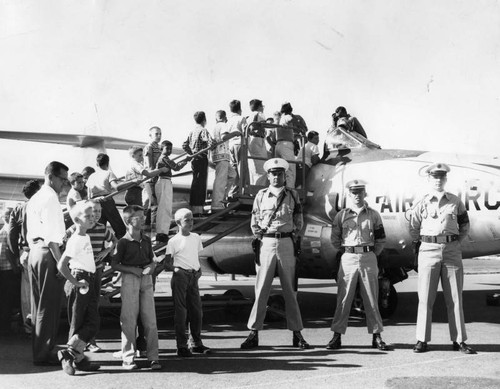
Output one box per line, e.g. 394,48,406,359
325,126,381,151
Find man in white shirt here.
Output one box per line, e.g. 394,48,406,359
296,131,321,187
27,161,69,365
226,100,247,198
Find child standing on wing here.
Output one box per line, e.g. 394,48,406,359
165,208,210,357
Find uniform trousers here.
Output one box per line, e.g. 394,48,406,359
120,273,159,363
416,240,467,342
155,178,173,235
248,136,269,186
247,237,303,331
211,160,236,210
99,198,126,239
331,252,384,334
275,141,296,188
29,245,65,363
171,269,203,348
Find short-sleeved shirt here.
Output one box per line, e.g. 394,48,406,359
251,187,303,234
65,233,96,273
66,187,84,209
27,185,66,246
67,222,114,262
298,142,320,168
114,231,153,267
182,124,214,155
86,169,118,197
227,114,247,146
409,192,470,241
166,232,202,271
211,121,230,162
125,160,146,188
143,141,162,171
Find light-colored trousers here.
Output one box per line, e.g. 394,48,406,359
331,252,384,334
248,136,269,186
247,237,303,331
416,241,467,343
212,160,236,210
155,178,173,235
120,273,159,363
275,141,296,188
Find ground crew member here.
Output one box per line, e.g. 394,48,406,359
241,157,309,349
410,163,475,354
327,179,388,351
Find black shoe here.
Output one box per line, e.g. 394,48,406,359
292,331,310,349
372,334,388,351
74,358,100,372
191,345,211,354
452,341,476,354
156,233,169,243
326,333,341,350
177,347,193,358
57,350,75,376
241,331,259,349
413,341,428,353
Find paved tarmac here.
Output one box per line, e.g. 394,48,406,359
1,259,499,389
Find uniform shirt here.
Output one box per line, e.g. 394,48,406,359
211,121,230,162
143,141,162,171
66,187,84,209
182,124,215,155
251,187,303,235
227,113,247,146
0,226,12,271
297,142,320,168
166,232,203,271
156,155,184,178
331,204,386,256
114,231,153,267
409,191,470,242
26,184,65,247
86,169,118,197
125,160,146,188
65,233,96,273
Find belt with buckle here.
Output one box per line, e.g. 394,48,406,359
421,235,459,243
175,267,200,273
344,246,374,254
262,232,293,239
71,269,95,278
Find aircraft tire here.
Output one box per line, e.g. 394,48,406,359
223,289,245,315
266,294,286,322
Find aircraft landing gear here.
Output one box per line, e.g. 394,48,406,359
266,294,285,322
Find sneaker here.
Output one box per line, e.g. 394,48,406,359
191,345,211,354
122,362,138,370
112,350,122,359
74,358,100,372
150,360,162,370
87,343,102,353
57,350,75,376
177,348,193,358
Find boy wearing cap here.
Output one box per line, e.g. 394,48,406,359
241,157,309,350
410,163,474,354
327,179,388,351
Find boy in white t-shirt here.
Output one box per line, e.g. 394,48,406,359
165,208,210,357
57,201,100,375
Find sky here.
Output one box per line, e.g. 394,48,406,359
1,0,500,177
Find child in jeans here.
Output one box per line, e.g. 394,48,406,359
57,201,100,375
112,205,161,370
165,208,210,357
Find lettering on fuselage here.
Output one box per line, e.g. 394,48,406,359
372,180,500,213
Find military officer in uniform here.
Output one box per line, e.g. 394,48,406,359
410,163,475,354
327,179,388,350
241,157,309,349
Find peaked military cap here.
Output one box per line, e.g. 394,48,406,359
425,162,450,177
264,158,289,172
345,179,367,191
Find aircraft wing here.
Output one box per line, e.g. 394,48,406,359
0,130,184,154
